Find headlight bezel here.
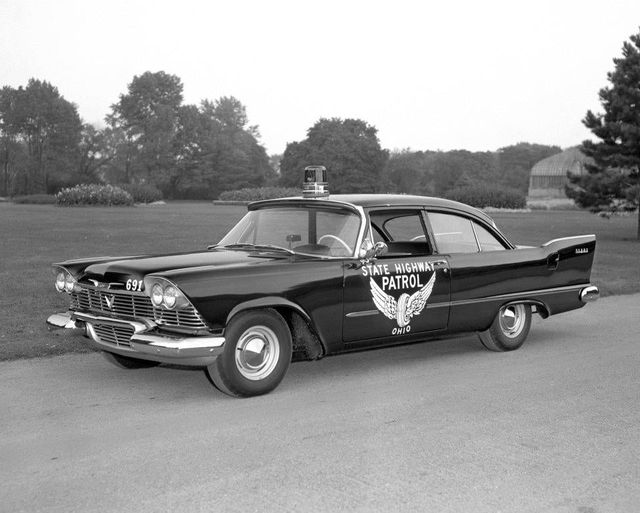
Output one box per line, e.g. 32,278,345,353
150,283,164,307
54,266,76,294
55,271,66,292
64,273,75,293
143,276,189,311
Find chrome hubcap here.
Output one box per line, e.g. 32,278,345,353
498,304,526,338
235,326,280,380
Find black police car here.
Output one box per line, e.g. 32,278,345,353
48,166,599,397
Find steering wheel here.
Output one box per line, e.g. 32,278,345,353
318,234,351,254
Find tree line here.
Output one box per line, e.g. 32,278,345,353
0,72,273,199
279,119,560,196
2,17,639,237
0,73,561,201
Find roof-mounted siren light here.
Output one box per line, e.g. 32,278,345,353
302,165,329,198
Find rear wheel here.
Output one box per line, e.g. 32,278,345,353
478,304,532,352
206,309,292,397
102,351,161,369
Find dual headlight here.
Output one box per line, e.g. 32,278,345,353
145,277,189,310
54,268,77,294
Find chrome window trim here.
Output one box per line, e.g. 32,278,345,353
469,220,482,253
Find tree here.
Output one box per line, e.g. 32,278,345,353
497,143,561,194
567,29,640,239
280,118,388,193
106,75,271,198
206,97,271,194
381,150,436,195
0,86,23,196
428,150,497,195
107,71,184,189
0,80,82,194
76,124,111,182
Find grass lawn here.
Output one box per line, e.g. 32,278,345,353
1,202,638,360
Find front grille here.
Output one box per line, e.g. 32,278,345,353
71,284,208,330
92,323,134,347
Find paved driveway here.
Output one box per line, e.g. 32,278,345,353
1,294,639,512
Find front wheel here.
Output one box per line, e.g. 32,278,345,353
206,309,292,397
478,304,532,352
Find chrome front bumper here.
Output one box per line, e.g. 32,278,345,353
47,311,225,366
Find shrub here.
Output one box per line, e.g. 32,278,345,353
219,187,300,202
445,184,526,209
11,194,57,205
56,184,134,206
119,183,163,203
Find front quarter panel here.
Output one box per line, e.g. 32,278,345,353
158,258,345,352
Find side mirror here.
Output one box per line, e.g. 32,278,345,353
359,241,388,262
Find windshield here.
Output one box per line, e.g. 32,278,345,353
218,206,362,257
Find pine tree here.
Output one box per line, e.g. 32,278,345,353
567,29,640,239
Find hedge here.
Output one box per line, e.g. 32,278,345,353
11,194,57,205
56,184,134,206
445,184,526,209
218,187,300,202
119,183,163,203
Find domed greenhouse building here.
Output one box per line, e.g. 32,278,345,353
528,147,592,199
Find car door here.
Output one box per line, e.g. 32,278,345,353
424,210,582,332
430,211,595,295
342,208,451,345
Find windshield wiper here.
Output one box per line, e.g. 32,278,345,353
218,243,296,255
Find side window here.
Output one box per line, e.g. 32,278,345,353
383,214,427,242
428,212,479,253
369,210,431,256
473,222,507,251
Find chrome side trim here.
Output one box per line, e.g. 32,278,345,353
346,310,379,318
449,284,588,308
348,284,590,319
346,301,450,319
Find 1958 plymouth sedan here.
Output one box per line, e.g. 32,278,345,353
48,166,599,397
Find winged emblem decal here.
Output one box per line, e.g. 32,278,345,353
370,272,436,328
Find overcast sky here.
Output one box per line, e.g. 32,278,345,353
2,0,640,155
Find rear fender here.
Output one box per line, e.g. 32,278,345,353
501,299,549,319
542,235,596,275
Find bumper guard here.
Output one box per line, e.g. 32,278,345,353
47,311,225,365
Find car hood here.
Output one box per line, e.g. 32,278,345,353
80,249,289,285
